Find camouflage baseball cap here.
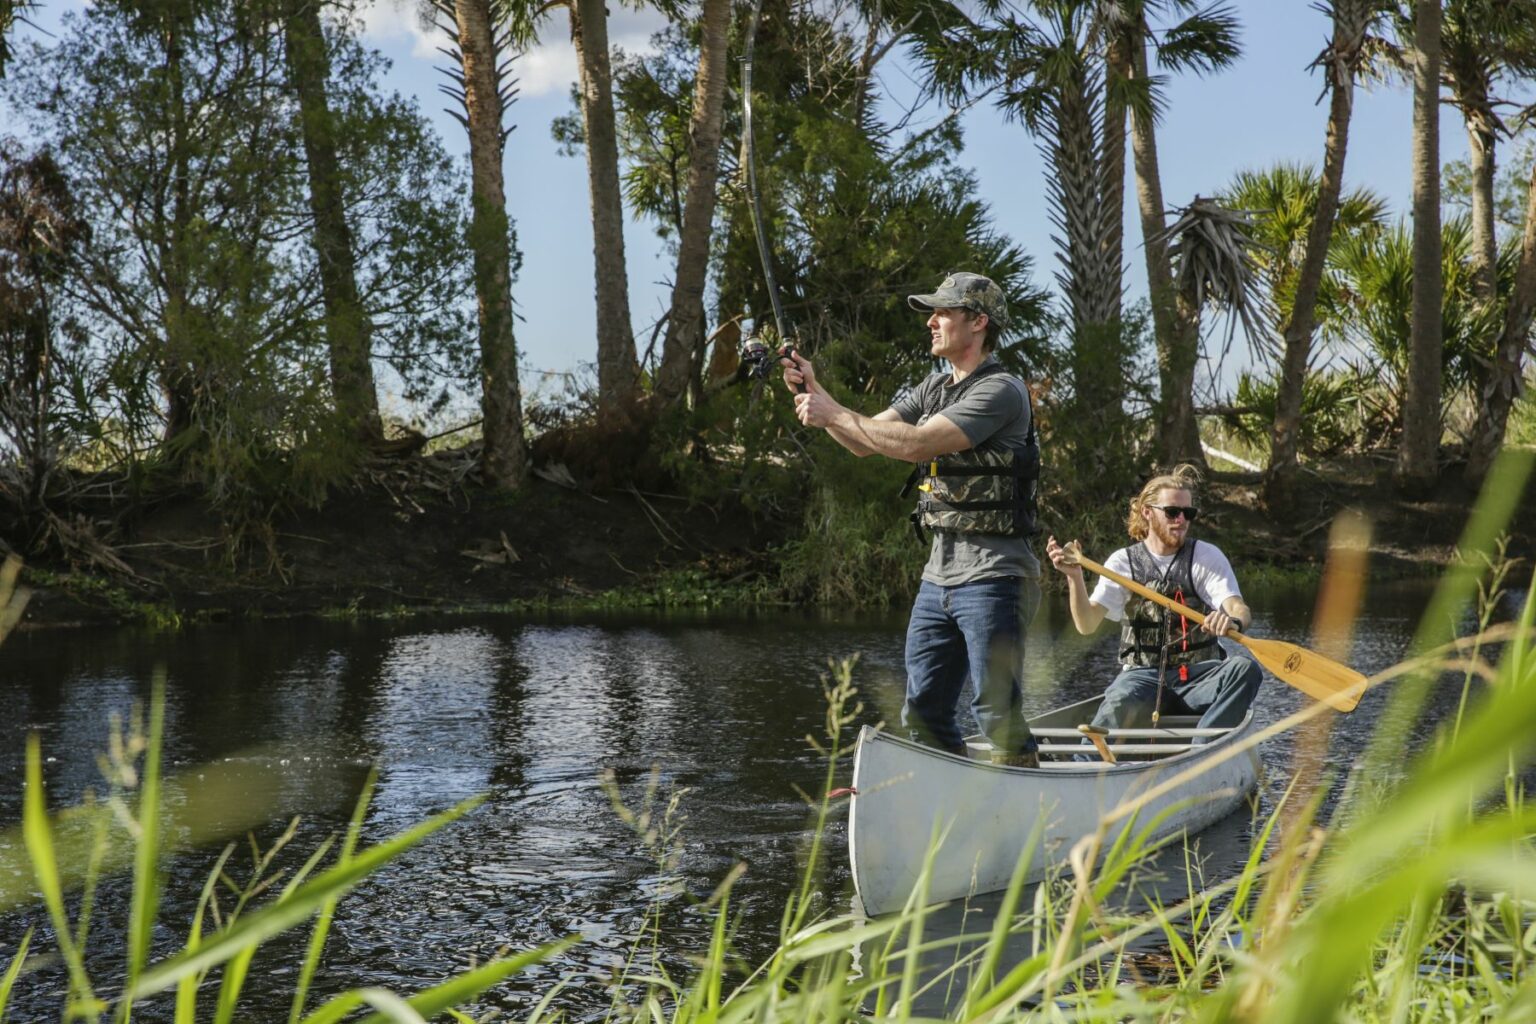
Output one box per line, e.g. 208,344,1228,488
907,272,1008,328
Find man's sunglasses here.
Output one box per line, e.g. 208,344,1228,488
1151,504,1200,522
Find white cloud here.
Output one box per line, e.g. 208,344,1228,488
355,0,667,99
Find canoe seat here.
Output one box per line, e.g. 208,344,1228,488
1036,742,1200,757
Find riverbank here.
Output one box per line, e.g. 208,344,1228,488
9,448,1529,629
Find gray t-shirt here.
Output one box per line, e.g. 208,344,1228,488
890,360,1042,584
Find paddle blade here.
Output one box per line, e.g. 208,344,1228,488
1241,635,1366,712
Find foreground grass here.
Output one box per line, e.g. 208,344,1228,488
3,450,1534,1021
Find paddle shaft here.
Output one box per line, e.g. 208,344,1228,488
1071,552,1233,638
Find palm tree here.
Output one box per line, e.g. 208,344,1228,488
281,0,384,443
653,0,731,406
569,0,639,418
1393,0,1443,494
0,0,35,78
1436,0,1536,480
1102,0,1241,466
1222,163,1388,335
1264,0,1385,506
1153,196,1271,386
968,1,1129,468
1323,216,1499,437
1468,160,1536,479
429,0,530,488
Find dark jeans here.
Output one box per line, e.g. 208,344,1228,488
902,576,1041,756
1089,655,1262,733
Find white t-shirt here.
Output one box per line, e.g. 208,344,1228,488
1088,540,1242,622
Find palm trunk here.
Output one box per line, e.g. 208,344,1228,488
1101,35,1126,332
1125,34,1203,468
654,0,730,405
570,0,637,417
1052,74,1123,411
1266,7,1367,505
283,0,382,442
1394,0,1443,494
455,0,528,488
1465,156,1536,481
1463,107,1498,308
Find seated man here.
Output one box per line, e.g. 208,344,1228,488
1045,465,1262,736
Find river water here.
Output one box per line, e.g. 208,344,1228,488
0,578,1502,1018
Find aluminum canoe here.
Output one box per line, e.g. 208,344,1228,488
848,695,1261,916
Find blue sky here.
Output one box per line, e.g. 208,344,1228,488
15,0,1480,411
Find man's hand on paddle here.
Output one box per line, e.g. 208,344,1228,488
1045,536,1083,578
1201,602,1248,638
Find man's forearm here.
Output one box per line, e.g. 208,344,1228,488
1066,576,1104,634
825,418,878,456
826,409,930,461
1223,597,1252,632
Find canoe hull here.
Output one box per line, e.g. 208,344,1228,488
847,697,1260,916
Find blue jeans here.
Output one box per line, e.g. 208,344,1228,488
1089,655,1262,733
902,577,1041,756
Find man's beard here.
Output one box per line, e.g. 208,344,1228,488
1150,515,1185,550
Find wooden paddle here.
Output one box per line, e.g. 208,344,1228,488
1077,723,1117,764
1064,542,1366,713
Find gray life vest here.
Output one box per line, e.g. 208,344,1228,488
900,363,1040,540
1118,540,1225,670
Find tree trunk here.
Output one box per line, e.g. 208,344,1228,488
1265,8,1366,506
1465,156,1536,481
1395,0,1443,495
161,8,198,446
654,0,730,405
570,0,637,417
455,0,529,488
283,0,382,442
1125,34,1204,468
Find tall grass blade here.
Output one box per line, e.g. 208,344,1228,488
131,795,484,998
0,927,32,1021
289,771,377,1024
213,836,334,1024
297,937,577,1024
121,675,167,1022
23,734,103,1020
174,844,236,1024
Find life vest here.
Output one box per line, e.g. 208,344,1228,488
900,363,1040,539
1118,540,1225,670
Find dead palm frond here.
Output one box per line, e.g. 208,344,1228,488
1154,196,1275,362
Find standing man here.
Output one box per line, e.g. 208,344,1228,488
1045,465,1262,735
782,272,1042,767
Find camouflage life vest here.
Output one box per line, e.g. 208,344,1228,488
1118,540,1225,670
901,363,1040,539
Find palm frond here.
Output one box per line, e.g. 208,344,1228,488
1156,196,1276,361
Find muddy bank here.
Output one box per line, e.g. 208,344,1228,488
9,452,1530,629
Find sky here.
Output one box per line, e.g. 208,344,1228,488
12,0,1482,409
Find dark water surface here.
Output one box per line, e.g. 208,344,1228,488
0,578,1490,1018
